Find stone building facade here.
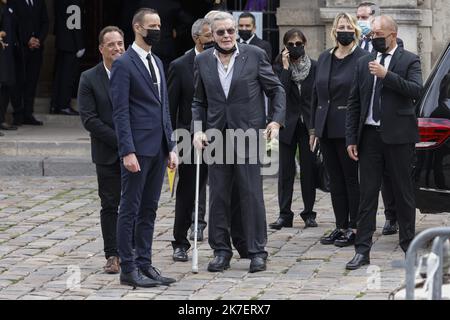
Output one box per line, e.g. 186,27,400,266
277,0,450,79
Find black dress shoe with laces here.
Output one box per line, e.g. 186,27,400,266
346,253,370,270
334,229,356,247
320,228,344,245
173,247,188,262
23,116,43,126
140,265,176,286
207,255,231,272
382,220,398,235
249,257,266,273
0,123,18,130
269,216,293,230
120,269,161,288
304,217,318,228
59,107,80,116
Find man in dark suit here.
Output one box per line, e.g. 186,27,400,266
357,2,401,236
110,8,178,288
192,12,285,273
237,12,272,62
0,0,20,132
168,18,211,262
13,0,48,126
345,16,423,270
51,0,84,116
78,26,125,275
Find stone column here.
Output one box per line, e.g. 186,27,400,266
276,0,326,60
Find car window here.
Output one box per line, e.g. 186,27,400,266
420,46,450,118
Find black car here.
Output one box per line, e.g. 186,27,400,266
414,42,450,213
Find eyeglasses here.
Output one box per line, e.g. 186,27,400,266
287,41,303,47
215,28,236,36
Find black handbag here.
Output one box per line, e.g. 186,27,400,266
314,144,330,193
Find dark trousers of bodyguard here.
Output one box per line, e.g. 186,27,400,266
96,161,121,259
356,126,416,255
117,142,168,274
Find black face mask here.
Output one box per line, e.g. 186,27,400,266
142,28,160,46
214,42,237,55
372,36,389,53
202,41,215,50
336,31,355,46
238,30,253,42
288,45,305,60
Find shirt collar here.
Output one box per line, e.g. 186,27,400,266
103,62,111,79
194,47,201,56
241,33,256,44
132,42,151,60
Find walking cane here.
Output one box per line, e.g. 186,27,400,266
192,148,201,273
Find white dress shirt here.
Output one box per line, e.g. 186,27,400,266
213,45,240,98
132,42,161,98
365,44,398,126
104,63,111,79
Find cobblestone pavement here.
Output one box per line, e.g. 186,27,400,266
0,176,449,300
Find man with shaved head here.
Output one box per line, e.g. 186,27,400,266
345,15,423,270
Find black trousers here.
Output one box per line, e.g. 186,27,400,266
172,159,208,250
96,161,121,259
278,120,316,220
0,84,22,123
117,148,167,273
209,161,267,259
381,173,397,221
320,137,360,229
356,126,416,255
21,47,43,119
51,50,79,112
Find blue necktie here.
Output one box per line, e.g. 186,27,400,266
372,53,389,123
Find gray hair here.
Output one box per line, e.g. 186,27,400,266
374,15,398,32
191,18,211,38
210,11,236,31
357,2,379,16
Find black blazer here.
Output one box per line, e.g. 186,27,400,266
14,0,48,46
346,46,423,147
311,46,368,138
273,58,317,145
240,35,272,62
0,0,19,85
167,48,195,131
192,44,285,135
54,0,84,53
78,63,118,165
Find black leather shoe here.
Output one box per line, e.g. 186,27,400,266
140,266,176,286
189,226,204,241
0,131,4,136
59,107,79,116
346,253,370,270
269,216,293,230
207,255,231,272
249,257,266,273
304,217,318,228
334,229,356,247
0,123,18,130
382,220,398,235
320,228,344,245
23,116,43,126
120,269,161,288
173,247,188,262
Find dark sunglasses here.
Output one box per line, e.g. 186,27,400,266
287,41,303,47
215,28,236,36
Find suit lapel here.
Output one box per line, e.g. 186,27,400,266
96,63,112,105
154,55,164,103
208,52,227,101
128,48,160,101
228,46,248,98
388,46,402,72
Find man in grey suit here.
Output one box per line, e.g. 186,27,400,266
78,26,125,274
192,12,286,273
